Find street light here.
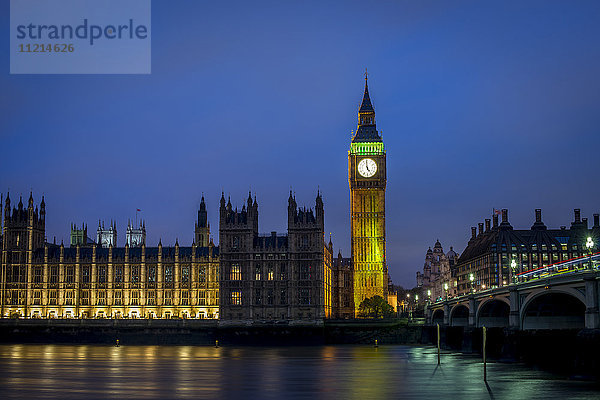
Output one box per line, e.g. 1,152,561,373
469,273,474,293
511,259,517,284
586,237,594,269
444,282,449,300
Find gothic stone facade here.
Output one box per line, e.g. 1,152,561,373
349,76,388,314
416,240,459,302
331,252,354,319
218,192,332,323
1,193,219,319
0,192,338,321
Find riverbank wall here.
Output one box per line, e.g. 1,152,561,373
0,319,422,346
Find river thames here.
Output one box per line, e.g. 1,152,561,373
0,344,598,399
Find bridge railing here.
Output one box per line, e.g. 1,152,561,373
428,253,600,307
516,252,600,281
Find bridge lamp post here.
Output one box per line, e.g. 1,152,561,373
511,259,517,284
469,273,474,293
586,237,594,269
427,289,431,304
444,282,449,300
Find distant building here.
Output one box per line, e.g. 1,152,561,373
387,275,398,312
452,209,600,296
416,240,459,301
126,220,146,247
70,223,95,247
97,221,117,248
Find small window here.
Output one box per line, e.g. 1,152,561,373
230,264,241,280
231,290,242,305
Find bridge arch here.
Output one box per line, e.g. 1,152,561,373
476,298,510,328
521,289,586,330
432,309,444,325
450,304,469,327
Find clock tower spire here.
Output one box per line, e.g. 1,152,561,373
348,72,388,315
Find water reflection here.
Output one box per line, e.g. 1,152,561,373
1,344,598,399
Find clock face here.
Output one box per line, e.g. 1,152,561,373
358,158,377,178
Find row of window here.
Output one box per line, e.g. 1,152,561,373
229,289,311,306
6,265,217,285
228,263,314,281
493,243,584,252
5,290,219,307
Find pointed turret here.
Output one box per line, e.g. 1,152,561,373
359,71,374,114
197,196,208,228
195,195,210,247
315,189,324,227
352,70,381,143
39,195,45,221
4,192,10,219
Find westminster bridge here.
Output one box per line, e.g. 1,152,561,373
426,257,600,330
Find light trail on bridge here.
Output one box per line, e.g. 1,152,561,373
516,252,600,280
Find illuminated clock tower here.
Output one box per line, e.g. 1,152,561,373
349,73,388,314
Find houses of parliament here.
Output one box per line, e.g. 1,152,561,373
0,77,390,322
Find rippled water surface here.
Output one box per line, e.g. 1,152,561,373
0,344,598,399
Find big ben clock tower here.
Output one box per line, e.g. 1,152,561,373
349,72,388,314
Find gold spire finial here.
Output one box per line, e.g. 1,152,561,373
364,68,368,81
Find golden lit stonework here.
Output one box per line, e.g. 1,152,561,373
349,74,388,315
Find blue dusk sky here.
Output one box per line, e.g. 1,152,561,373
2,1,600,288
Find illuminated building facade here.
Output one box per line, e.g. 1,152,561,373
70,223,93,247
349,75,388,314
219,191,333,323
97,221,117,248
0,192,334,321
416,240,459,301
0,193,219,319
453,208,600,296
126,220,146,247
